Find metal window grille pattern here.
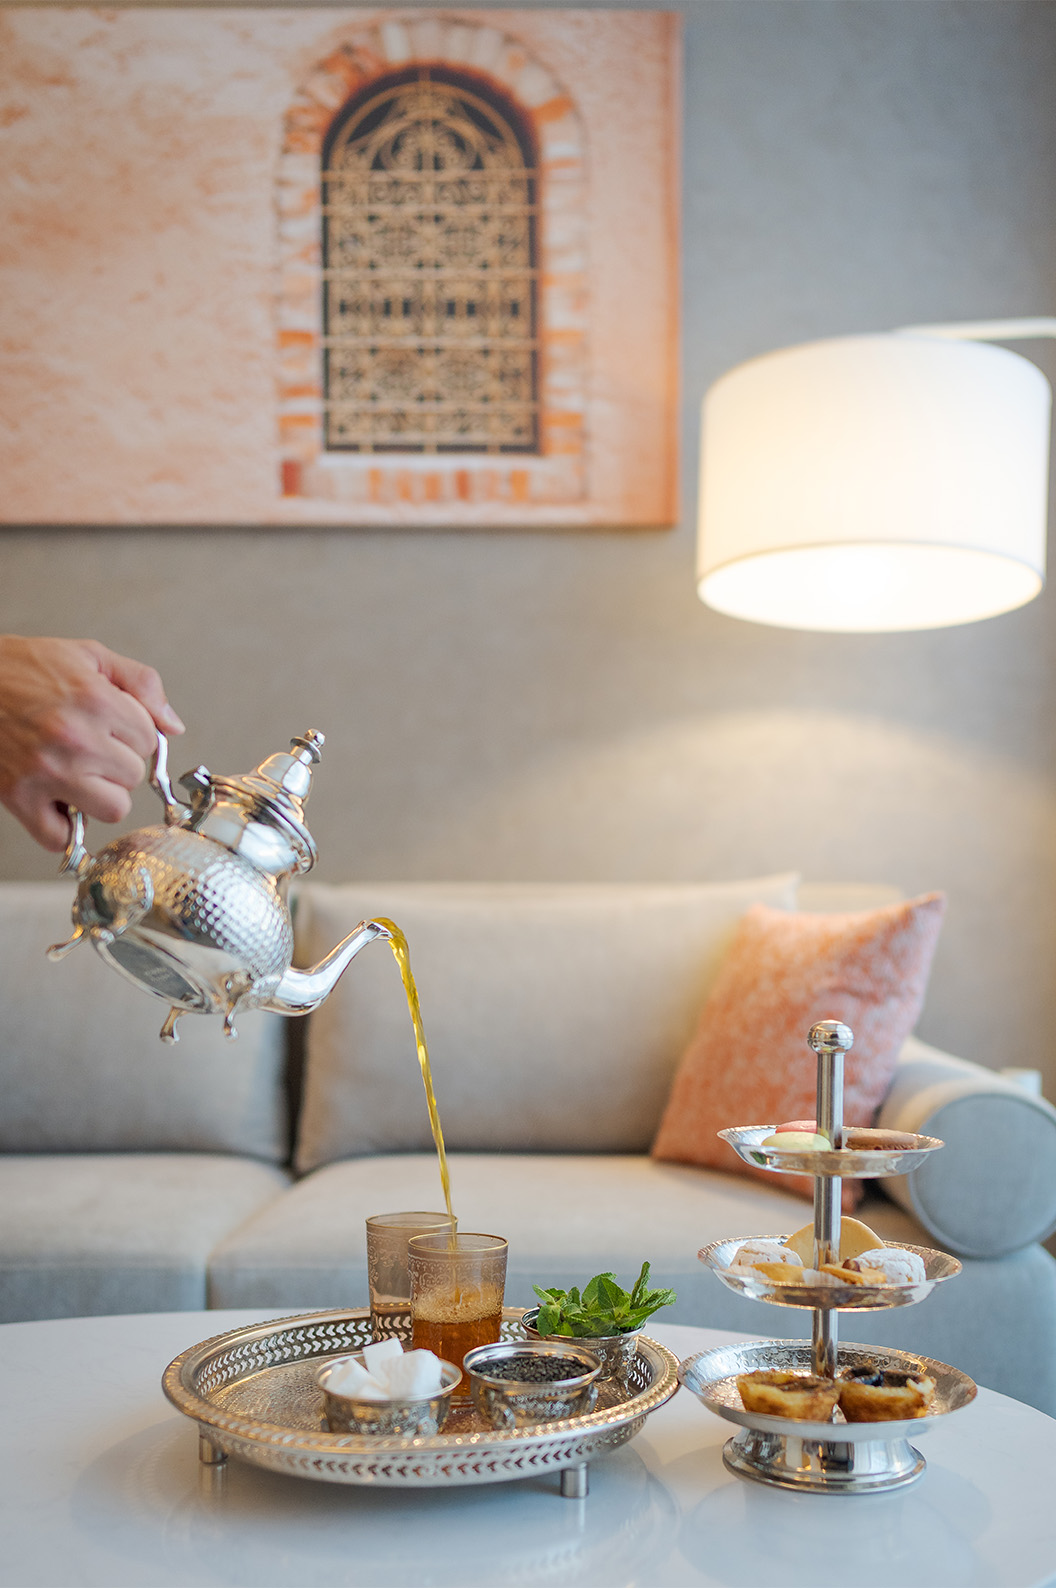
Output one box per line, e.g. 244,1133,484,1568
322,73,539,455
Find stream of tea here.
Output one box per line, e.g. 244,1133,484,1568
374,918,456,1233
377,919,509,1379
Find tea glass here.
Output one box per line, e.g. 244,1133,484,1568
365,1211,455,1341
407,1232,508,1392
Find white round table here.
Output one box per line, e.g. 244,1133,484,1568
1,1311,1054,1588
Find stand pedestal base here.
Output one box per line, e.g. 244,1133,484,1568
723,1427,926,1494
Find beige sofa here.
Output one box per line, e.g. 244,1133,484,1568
3,876,1056,1415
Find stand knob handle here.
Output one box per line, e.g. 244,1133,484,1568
808,1020,854,1054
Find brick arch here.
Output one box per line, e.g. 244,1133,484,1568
275,16,588,515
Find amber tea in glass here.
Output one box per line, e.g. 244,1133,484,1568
408,1232,508,1388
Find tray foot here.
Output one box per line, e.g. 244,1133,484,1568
198,1428,228,1468
723,1427,925,1494
560,1463,589,1498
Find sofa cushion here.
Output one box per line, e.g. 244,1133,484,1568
878,1036,1056,1257
0,1153,290,1322
651,894,946,1202
0,883,289,1161
291,875,799,1172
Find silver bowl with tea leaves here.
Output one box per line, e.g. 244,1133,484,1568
464,1340,602,1430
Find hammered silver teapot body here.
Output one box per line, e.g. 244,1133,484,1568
48,730,389,1043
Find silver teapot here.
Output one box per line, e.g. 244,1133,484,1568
47,729,390,1043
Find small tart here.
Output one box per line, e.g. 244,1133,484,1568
837,1364,936,1421
737,1369,839,1420
819,1262,888,1286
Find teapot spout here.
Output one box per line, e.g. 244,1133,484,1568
259,919,392,1015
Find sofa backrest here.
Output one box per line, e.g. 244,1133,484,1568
291,875,800,1171
0,883,288,1162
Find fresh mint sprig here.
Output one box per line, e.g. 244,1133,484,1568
532,1262,677,1337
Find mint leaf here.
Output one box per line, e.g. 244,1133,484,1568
630,1261,652,1309
535,1301,570,1335
532,1285,565,1305
595,1274,626,1312
581,1272,616,1309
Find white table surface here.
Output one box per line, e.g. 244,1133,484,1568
1,1310,1054,1588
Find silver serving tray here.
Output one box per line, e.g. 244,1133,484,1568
679,1338,976,1444
700,1236,961,1309
162,1307,680,1489
719,1124,944,1178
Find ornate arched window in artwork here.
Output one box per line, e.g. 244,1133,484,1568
275,18,594,515
321,68,538,456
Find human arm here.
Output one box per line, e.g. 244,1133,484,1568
0,635,185,850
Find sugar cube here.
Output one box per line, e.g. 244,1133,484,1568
325,1356,385,1398
362,1337,404,1376
377,1350,445,1399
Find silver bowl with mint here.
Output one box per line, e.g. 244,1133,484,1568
522,1263,677,1396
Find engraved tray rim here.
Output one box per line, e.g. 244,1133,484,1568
718,1125,945,1178
161,1306,681,1487
679,1339,977,1444
700,1236,961,1310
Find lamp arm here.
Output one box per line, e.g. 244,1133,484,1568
896,317,1056,343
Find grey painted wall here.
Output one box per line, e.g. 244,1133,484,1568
3,2,1056,1091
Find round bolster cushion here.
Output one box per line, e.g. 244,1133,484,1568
877,1036,1056,1258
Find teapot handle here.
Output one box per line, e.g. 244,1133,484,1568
150,731,192,826
58,806,89,878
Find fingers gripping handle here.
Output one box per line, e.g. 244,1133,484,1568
58,731,176,879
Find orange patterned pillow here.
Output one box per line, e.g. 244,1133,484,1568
651,894,946,1205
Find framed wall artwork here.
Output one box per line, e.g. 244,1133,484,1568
0,8,680,528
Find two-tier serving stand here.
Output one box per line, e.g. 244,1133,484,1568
680,1019,976,1494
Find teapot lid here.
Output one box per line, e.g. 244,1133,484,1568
205,730,324,874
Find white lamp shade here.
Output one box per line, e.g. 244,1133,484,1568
697,333,1051,632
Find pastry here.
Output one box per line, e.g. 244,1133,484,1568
819,1262,887,1286
750,1261,808,1284
837,1363,936,1421
737,1369,839,1420
843,1247,927,1286
783,1216,883,1266
844,1128,923,1151
730,1238,804,1271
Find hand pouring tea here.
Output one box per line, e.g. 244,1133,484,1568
47,726,459,1227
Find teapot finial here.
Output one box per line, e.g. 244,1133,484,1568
250,729,325,808
193,728,327,878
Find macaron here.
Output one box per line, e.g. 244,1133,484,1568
760,1130,830,1151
